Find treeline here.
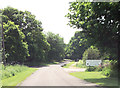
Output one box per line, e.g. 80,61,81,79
2,7,65,66
65,31,89,60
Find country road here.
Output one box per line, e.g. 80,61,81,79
18,61,100,87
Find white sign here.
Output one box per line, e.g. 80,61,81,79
86,60,102,66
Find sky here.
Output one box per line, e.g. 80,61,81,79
0,0,80,44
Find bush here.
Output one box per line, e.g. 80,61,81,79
85,64,103,72
102,67,111,77
82,46,100,65
95,64,103,71
95,66,103,71
85,66,97,72
76,60,87,68
102,60,118,77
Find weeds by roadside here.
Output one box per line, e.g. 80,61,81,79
1,64,29,80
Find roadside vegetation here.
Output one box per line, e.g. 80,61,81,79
2,64,29,80
68,59,119,87
2,68,37,86
1,64,37,86
75,60,87,68
1,60,61,86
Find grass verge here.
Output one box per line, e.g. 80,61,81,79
70,71,119,86
63,61,75,68
2,68,37,86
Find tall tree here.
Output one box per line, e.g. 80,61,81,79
3,21,29,64
66,2,119,59
65,31,89,60
2,7,50,64
46,32,65,62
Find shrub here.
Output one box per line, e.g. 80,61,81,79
82,46,100,65
102,67,111,77
85,66,97,72
95,64,103,71
76,60,87,68
102,60,118,77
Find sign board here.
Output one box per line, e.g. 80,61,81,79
86,60,102,66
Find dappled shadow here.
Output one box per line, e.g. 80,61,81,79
24,63,49,68
24,61,63,68
84,77,119,87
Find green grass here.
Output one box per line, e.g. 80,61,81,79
2,68,37,86
2,64,29,80
70,71,119,86
63,61,75,68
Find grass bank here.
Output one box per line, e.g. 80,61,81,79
70,71,118,86
2,68,37,86
1,64,37,86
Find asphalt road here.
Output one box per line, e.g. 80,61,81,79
19,62,99,87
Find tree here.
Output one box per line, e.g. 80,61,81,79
2,7,50,65
3,21,29,64
65,31,90,60
26,30,50,63
46,32,65,62
66,2,119,59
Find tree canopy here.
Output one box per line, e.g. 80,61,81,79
2,7,66,65
2,7,49,65
66,2,119,59
46,32,65,62
65,31,90,60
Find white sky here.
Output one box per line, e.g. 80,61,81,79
0,0,79,44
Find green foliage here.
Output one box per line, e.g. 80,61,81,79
2,68,37,86
2,64,29,80
82,46,100,64
65,31,89,60
95,65,103,72
102,60,118,77
26,30,50,63
3,21,29,64
76,60,86,68
66,2,119,60
102,67,111,77
85,66,96,72
2,7,50,65
46,32,65,62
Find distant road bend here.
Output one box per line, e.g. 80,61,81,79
19,61,99,87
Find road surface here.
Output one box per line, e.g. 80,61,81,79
18,62,100,87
